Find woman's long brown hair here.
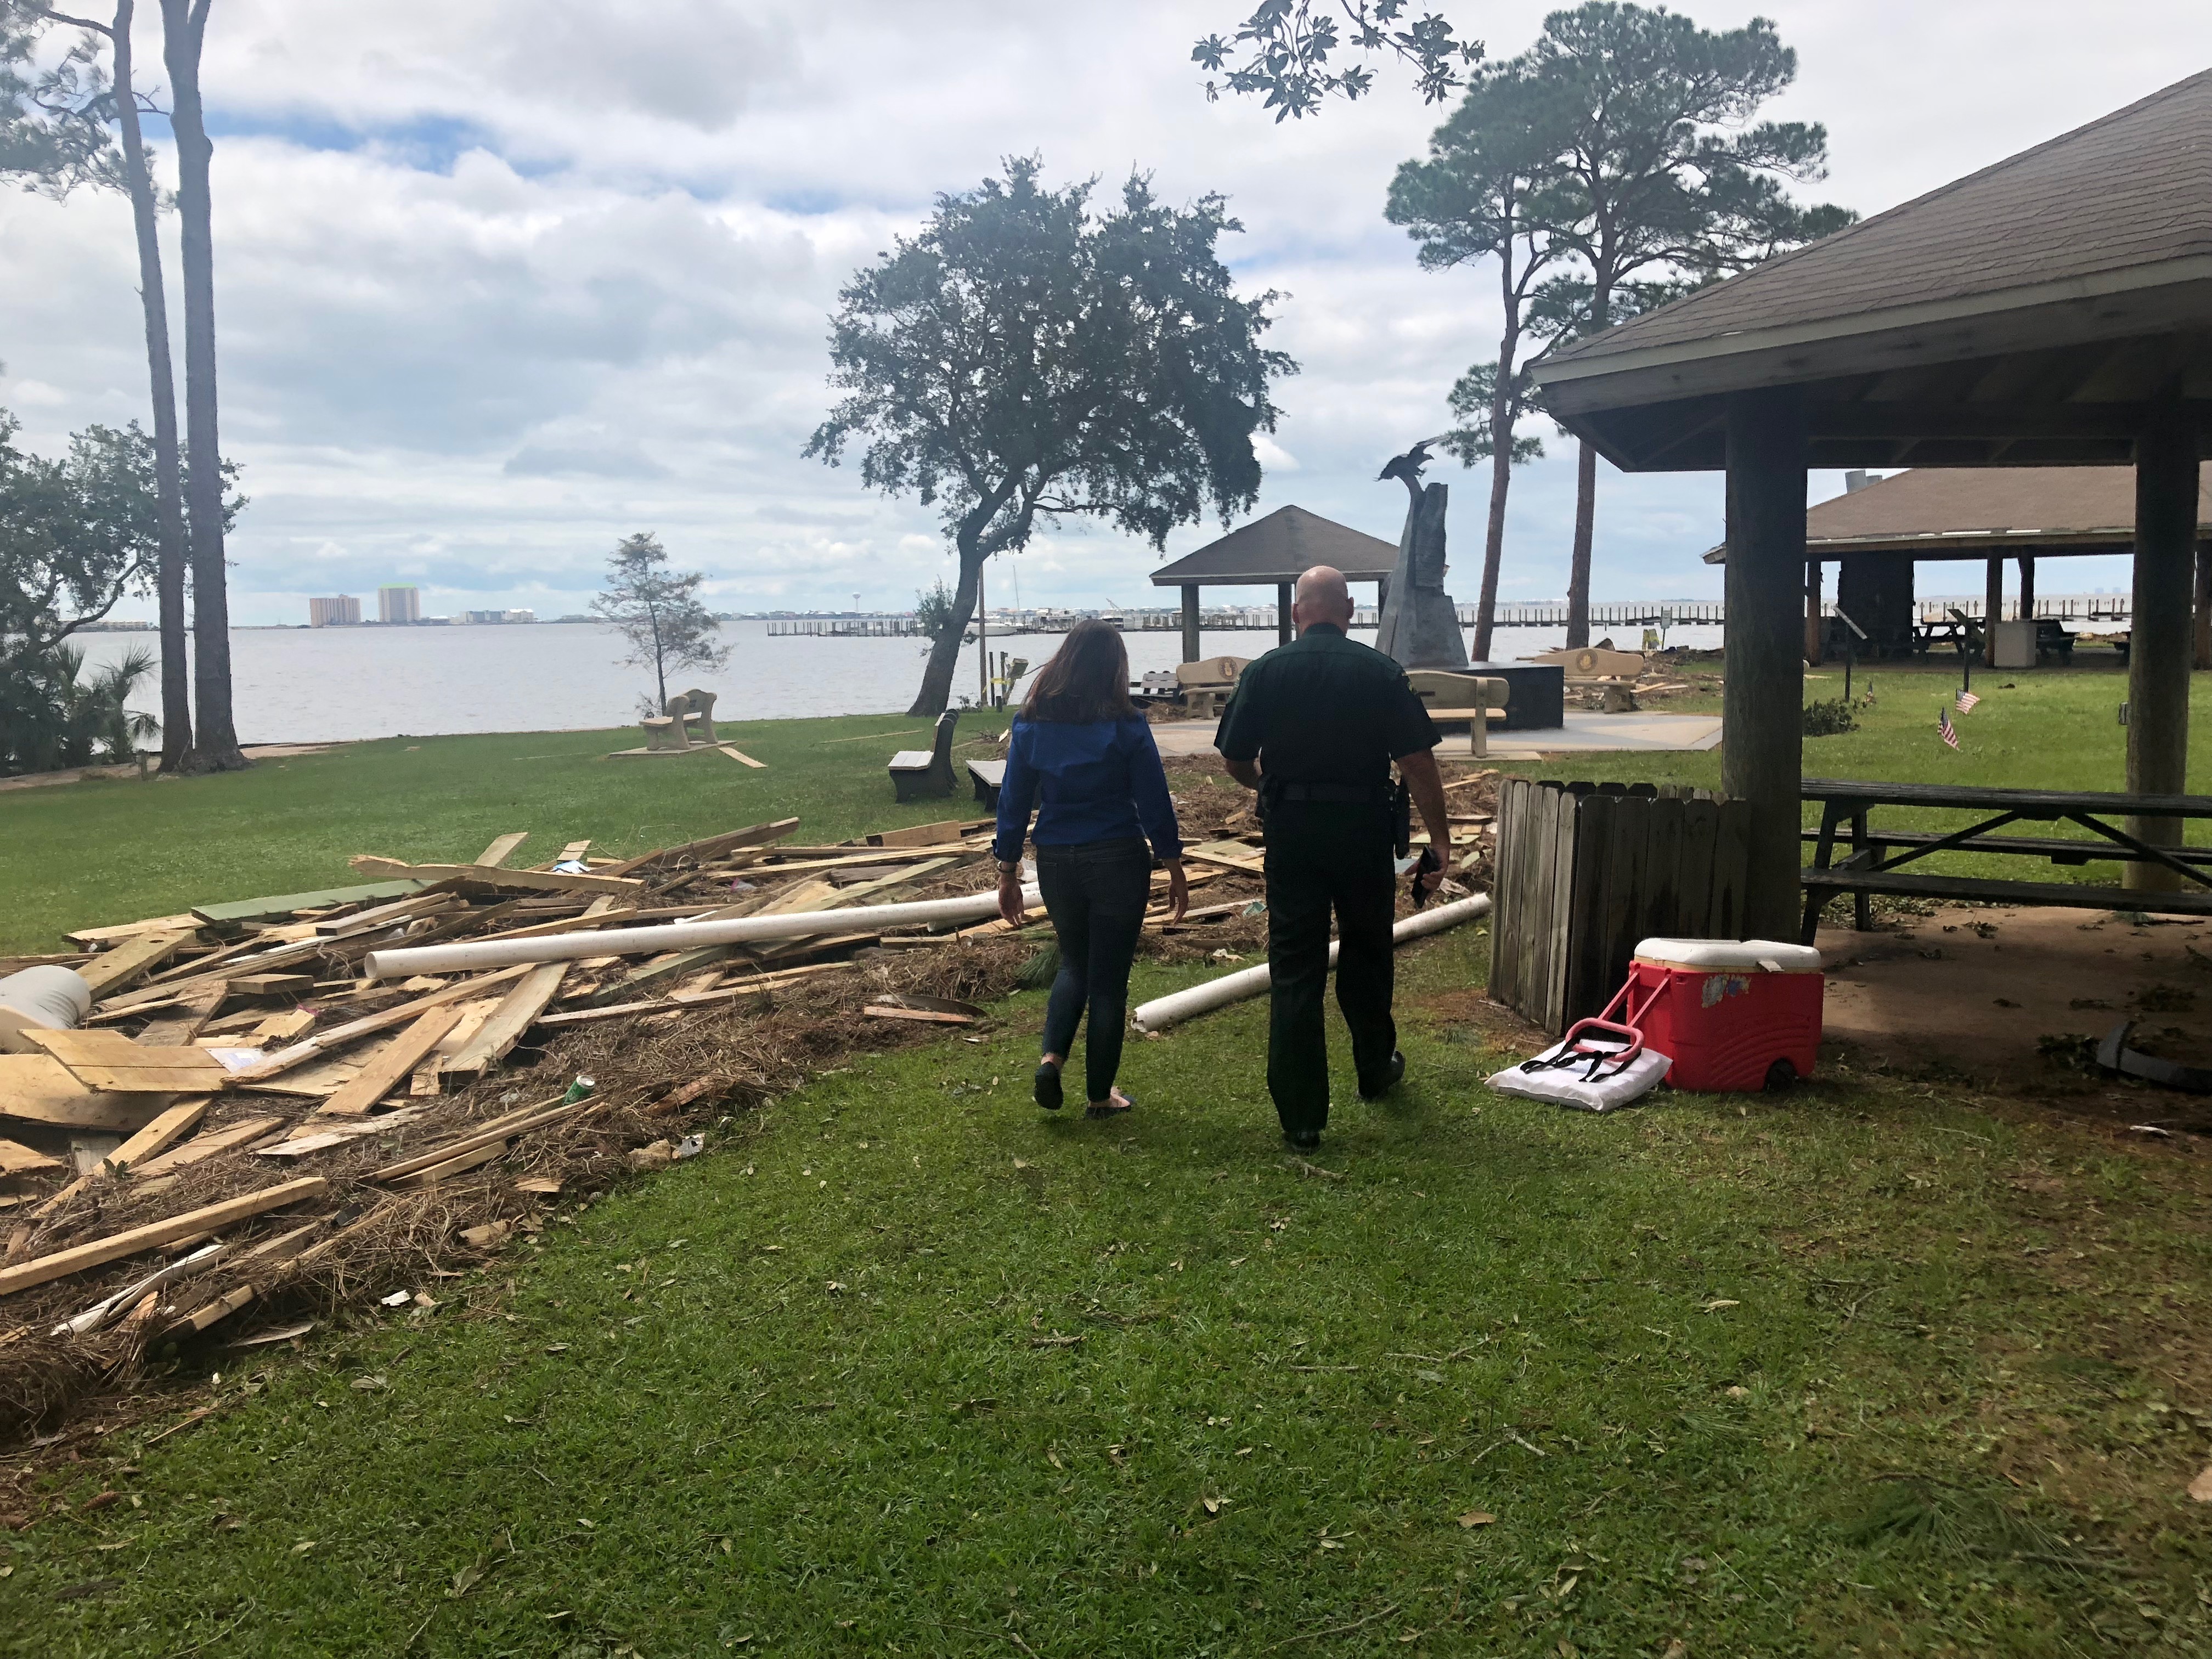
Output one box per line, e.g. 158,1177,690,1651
1020,618,1138,723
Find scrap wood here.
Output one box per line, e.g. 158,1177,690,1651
719,746,766,768
54,1241,227,1337
864,819,988,849
63,913,198,949
227,973,314,998
33,1097,211,1217
396,1139,511,1186
311,887,464,938
0,1055,170,1134
604,816,800,877
862,1003,980,1026
0,1140,64,1177
129,1116,286,1181
21,1030,231,1094
229,964,531,1083
314,1006,464,1116
349,855,641,897
438,961,569,1081
258,1107,432,1158
135,982,230,1048
367,1102,581,1183
537,960,859,1026
0,1176,328,1298
473,832,529,868
646,1075,734,1117
73,930,188,998
189,879,425,930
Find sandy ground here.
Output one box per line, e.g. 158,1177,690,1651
1816,902,2212,1125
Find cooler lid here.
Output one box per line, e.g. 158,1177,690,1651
1633,938,1824,973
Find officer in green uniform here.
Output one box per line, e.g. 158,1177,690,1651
1217,565,1455,1150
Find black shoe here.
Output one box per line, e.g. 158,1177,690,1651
1283,1129,1322,1153
1034,1062,1063,1111
1358,1051,1406,1099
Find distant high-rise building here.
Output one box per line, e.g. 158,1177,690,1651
503,609,536,624
309,595,361,627
378,585,421,624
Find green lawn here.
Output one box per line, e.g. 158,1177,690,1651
6,674,2212,1654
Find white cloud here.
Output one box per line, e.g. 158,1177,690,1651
2,0,2199,623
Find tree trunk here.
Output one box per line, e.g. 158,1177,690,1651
163,0,246,771
1564,282,1612,651
112,0,192,770
908,550,982,717
1475,362,1515,665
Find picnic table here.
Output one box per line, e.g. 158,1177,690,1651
1800,777,2212,943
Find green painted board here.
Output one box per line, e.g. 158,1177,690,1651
191,879,425,927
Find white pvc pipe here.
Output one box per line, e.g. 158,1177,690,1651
1130,893,1491,1034
364,885,1042,979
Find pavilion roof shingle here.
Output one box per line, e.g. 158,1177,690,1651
1546,68,2212,375
1149,504,1398,586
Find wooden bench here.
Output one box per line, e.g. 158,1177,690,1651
889,710,960,803
1801,776,2212,941
967,757,1007,808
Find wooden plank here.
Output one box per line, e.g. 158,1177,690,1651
312,889,461,937
719,746,766,768
439,963,568,1081
1799,867,2212,913
1711,799,1753,940
0,1140,63,1176
865,820,974,849
249,1009,315,1046
191,880,423,928
535,962,855,1026
1642,797,1685,953
314,1007,464,1118
1543,785,1578,1035
31,1097,213,1217
861,1005,979,1026
394,1139,511,1187
0,1056,168,1133
229,965,531,1084
257,1108,433,1158
64,914,198,949
415,997,500,1091
76,931,188,998
1183,839,1268,876
1483,778,1518,1013
1799,776,2212,816
1677,798,1719,938
228,973,314,998
129,1115,284,1180
0,1176,328,1299
475,832,530,868
605,817,802,877
1596,794,1648,1015
348,856,641,896
366,1102,581,1182
136,981,230,1048
556,839,592,864
20,1030,231,1093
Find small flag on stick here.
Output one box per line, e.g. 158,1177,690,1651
1939,706,1960,750
1956,690,1980,714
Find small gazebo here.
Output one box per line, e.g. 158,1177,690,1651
1149,505,1397,660
1533,67,2212,937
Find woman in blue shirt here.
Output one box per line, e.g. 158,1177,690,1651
994,620,1188,1117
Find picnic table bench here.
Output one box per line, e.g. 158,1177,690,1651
1801,777,2212,942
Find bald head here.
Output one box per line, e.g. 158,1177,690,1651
1292,565,1353,633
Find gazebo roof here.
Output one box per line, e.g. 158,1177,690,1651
1149,504,1397,586
1534,70,2212,472
1702,463,2212,562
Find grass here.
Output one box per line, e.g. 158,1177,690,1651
7,675,2212,1653
9,927,2212,1655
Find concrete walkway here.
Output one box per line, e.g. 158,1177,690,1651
1150,713,1723,761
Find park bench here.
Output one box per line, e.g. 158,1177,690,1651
1407,671,1510,758
967,757,1007,808
1800,776,2212,941
1176,656,1250,718
1530,645,1647,709
889,710,960,803
667,687,719,744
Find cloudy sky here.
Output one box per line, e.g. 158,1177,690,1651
4,0,2207,627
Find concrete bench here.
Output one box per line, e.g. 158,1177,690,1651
1408,671,1510,757
967,758,1007,808
890,710,960,803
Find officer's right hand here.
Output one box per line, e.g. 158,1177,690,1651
1418,841,1449,896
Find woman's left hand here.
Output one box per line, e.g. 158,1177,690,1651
996,868,1026,927
1166,860,1189,925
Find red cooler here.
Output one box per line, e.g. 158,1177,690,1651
1624,938,1824,1092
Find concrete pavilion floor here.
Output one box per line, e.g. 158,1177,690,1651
1148,713,1724,761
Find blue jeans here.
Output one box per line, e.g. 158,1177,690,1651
1036,838,1152,1104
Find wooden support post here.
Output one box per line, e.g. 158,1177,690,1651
2194,543,2212,672
2018,554,2036,623
1180,584,1200,664
2126,409,2197,893
1984,556,2005,661
1803,560,1824,664
1277,582,1294,647
1721,386,1808,941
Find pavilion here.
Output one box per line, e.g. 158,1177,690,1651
1532,67,2212,936
1703,464,2212,659
1149,504,1397,661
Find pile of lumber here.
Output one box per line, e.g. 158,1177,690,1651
0,808,1273,1435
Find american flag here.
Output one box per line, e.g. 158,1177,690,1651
1939,706,1960,749
1956,690,1981,714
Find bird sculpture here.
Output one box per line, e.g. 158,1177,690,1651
1378,437,1448,500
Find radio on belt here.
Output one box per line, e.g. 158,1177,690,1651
1622,937,1825,1092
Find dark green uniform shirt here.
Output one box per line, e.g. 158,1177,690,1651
1215,624,1438,789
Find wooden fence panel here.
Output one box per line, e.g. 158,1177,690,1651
1711,800,1752,940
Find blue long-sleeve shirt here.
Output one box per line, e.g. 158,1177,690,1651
991,716,1184,864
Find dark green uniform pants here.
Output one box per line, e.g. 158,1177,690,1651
1263,800,1399,1137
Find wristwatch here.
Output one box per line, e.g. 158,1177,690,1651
996,859,1021,875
